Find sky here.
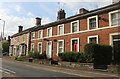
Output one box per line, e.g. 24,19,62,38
0,0,113,38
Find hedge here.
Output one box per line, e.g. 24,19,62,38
28,51,47,59
58,51,87,62
84,43,112,65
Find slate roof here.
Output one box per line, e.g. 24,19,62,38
11,2,120,38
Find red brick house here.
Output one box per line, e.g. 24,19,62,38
10,2,120,61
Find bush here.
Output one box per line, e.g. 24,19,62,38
84,43,112,65
28,51,47,59
17,56,25,61
58,51,87,62
39,53,47,59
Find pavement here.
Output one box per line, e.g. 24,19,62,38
1,56,120,78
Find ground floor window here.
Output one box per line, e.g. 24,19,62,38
31,43,34,52
38,42,42,54
71,38,79,52
57,40,64,54
88,35,98,44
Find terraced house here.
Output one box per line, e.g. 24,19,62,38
9,1,120,61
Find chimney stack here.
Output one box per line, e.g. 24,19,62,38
36,17,41,26
18,25,23,33
79,8,89,14
57,9,66,20
8,36,10,42
4,37,6,40
112,0,120,3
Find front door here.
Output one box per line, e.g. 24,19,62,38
46,41,52,59
112,35,120,64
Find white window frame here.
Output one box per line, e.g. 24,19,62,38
109,10,120,26
38,30,43,39
109,32,120,46
31,32,35,40
17,36,19,43
58,24,64,35
88,35,99,44
31,43,34,52
71,38,79,52
71,20,79,33
57,40,64,56
47,27,52,37
22,34,26,42
37,42,42,54
87,15,98,30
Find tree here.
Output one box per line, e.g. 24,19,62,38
2,41,10,53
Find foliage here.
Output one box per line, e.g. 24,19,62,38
17,56,25,61
28,51,47,59
2,41,10,53
58,51,87,62
84,43,112,64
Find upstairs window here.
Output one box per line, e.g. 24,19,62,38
31,32,35,39
71,20,79,33
17,37,19,43
38,30,43,39
47,27,52,37
58,24,64,35
88,16,98,30
22,34,25,42
110,11,120,26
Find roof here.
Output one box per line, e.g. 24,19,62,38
11,2,120,38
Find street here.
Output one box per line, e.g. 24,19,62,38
1,57,119,79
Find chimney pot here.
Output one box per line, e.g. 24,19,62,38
18,25,23,33
57,9,66,20
36,17,41,26
79,8,89,14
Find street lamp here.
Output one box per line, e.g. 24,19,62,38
0,19,5,40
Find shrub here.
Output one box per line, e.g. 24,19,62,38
84,43,112,65
28,51,34,57
58,51,86,62
39,53,47,59
28,51,47,59
17,56,25,61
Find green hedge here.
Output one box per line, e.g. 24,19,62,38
58,51,87,62
84,43,112,65
28,51,47,59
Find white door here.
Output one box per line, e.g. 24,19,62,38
46,41,52,59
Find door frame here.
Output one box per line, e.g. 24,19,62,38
46,41,52,59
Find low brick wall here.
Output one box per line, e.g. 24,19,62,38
58,61,93,70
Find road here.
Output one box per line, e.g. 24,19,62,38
1,57,119,79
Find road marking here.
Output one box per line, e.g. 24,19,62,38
0,67,16,74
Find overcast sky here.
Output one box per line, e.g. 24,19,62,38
0,0,112,38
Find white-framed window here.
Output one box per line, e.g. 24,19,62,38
31,43,34,52
71,20,79,33
22,34,25,42
57,40,64,55
38,30,43,39
47,27,52,37
38,42,42,54
58,24,64,35
17,36,19,43
88,35,99,44
71,38,79,52
109,10,120,26
109,32,120,46
31,32,35,39
87,15,98,30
